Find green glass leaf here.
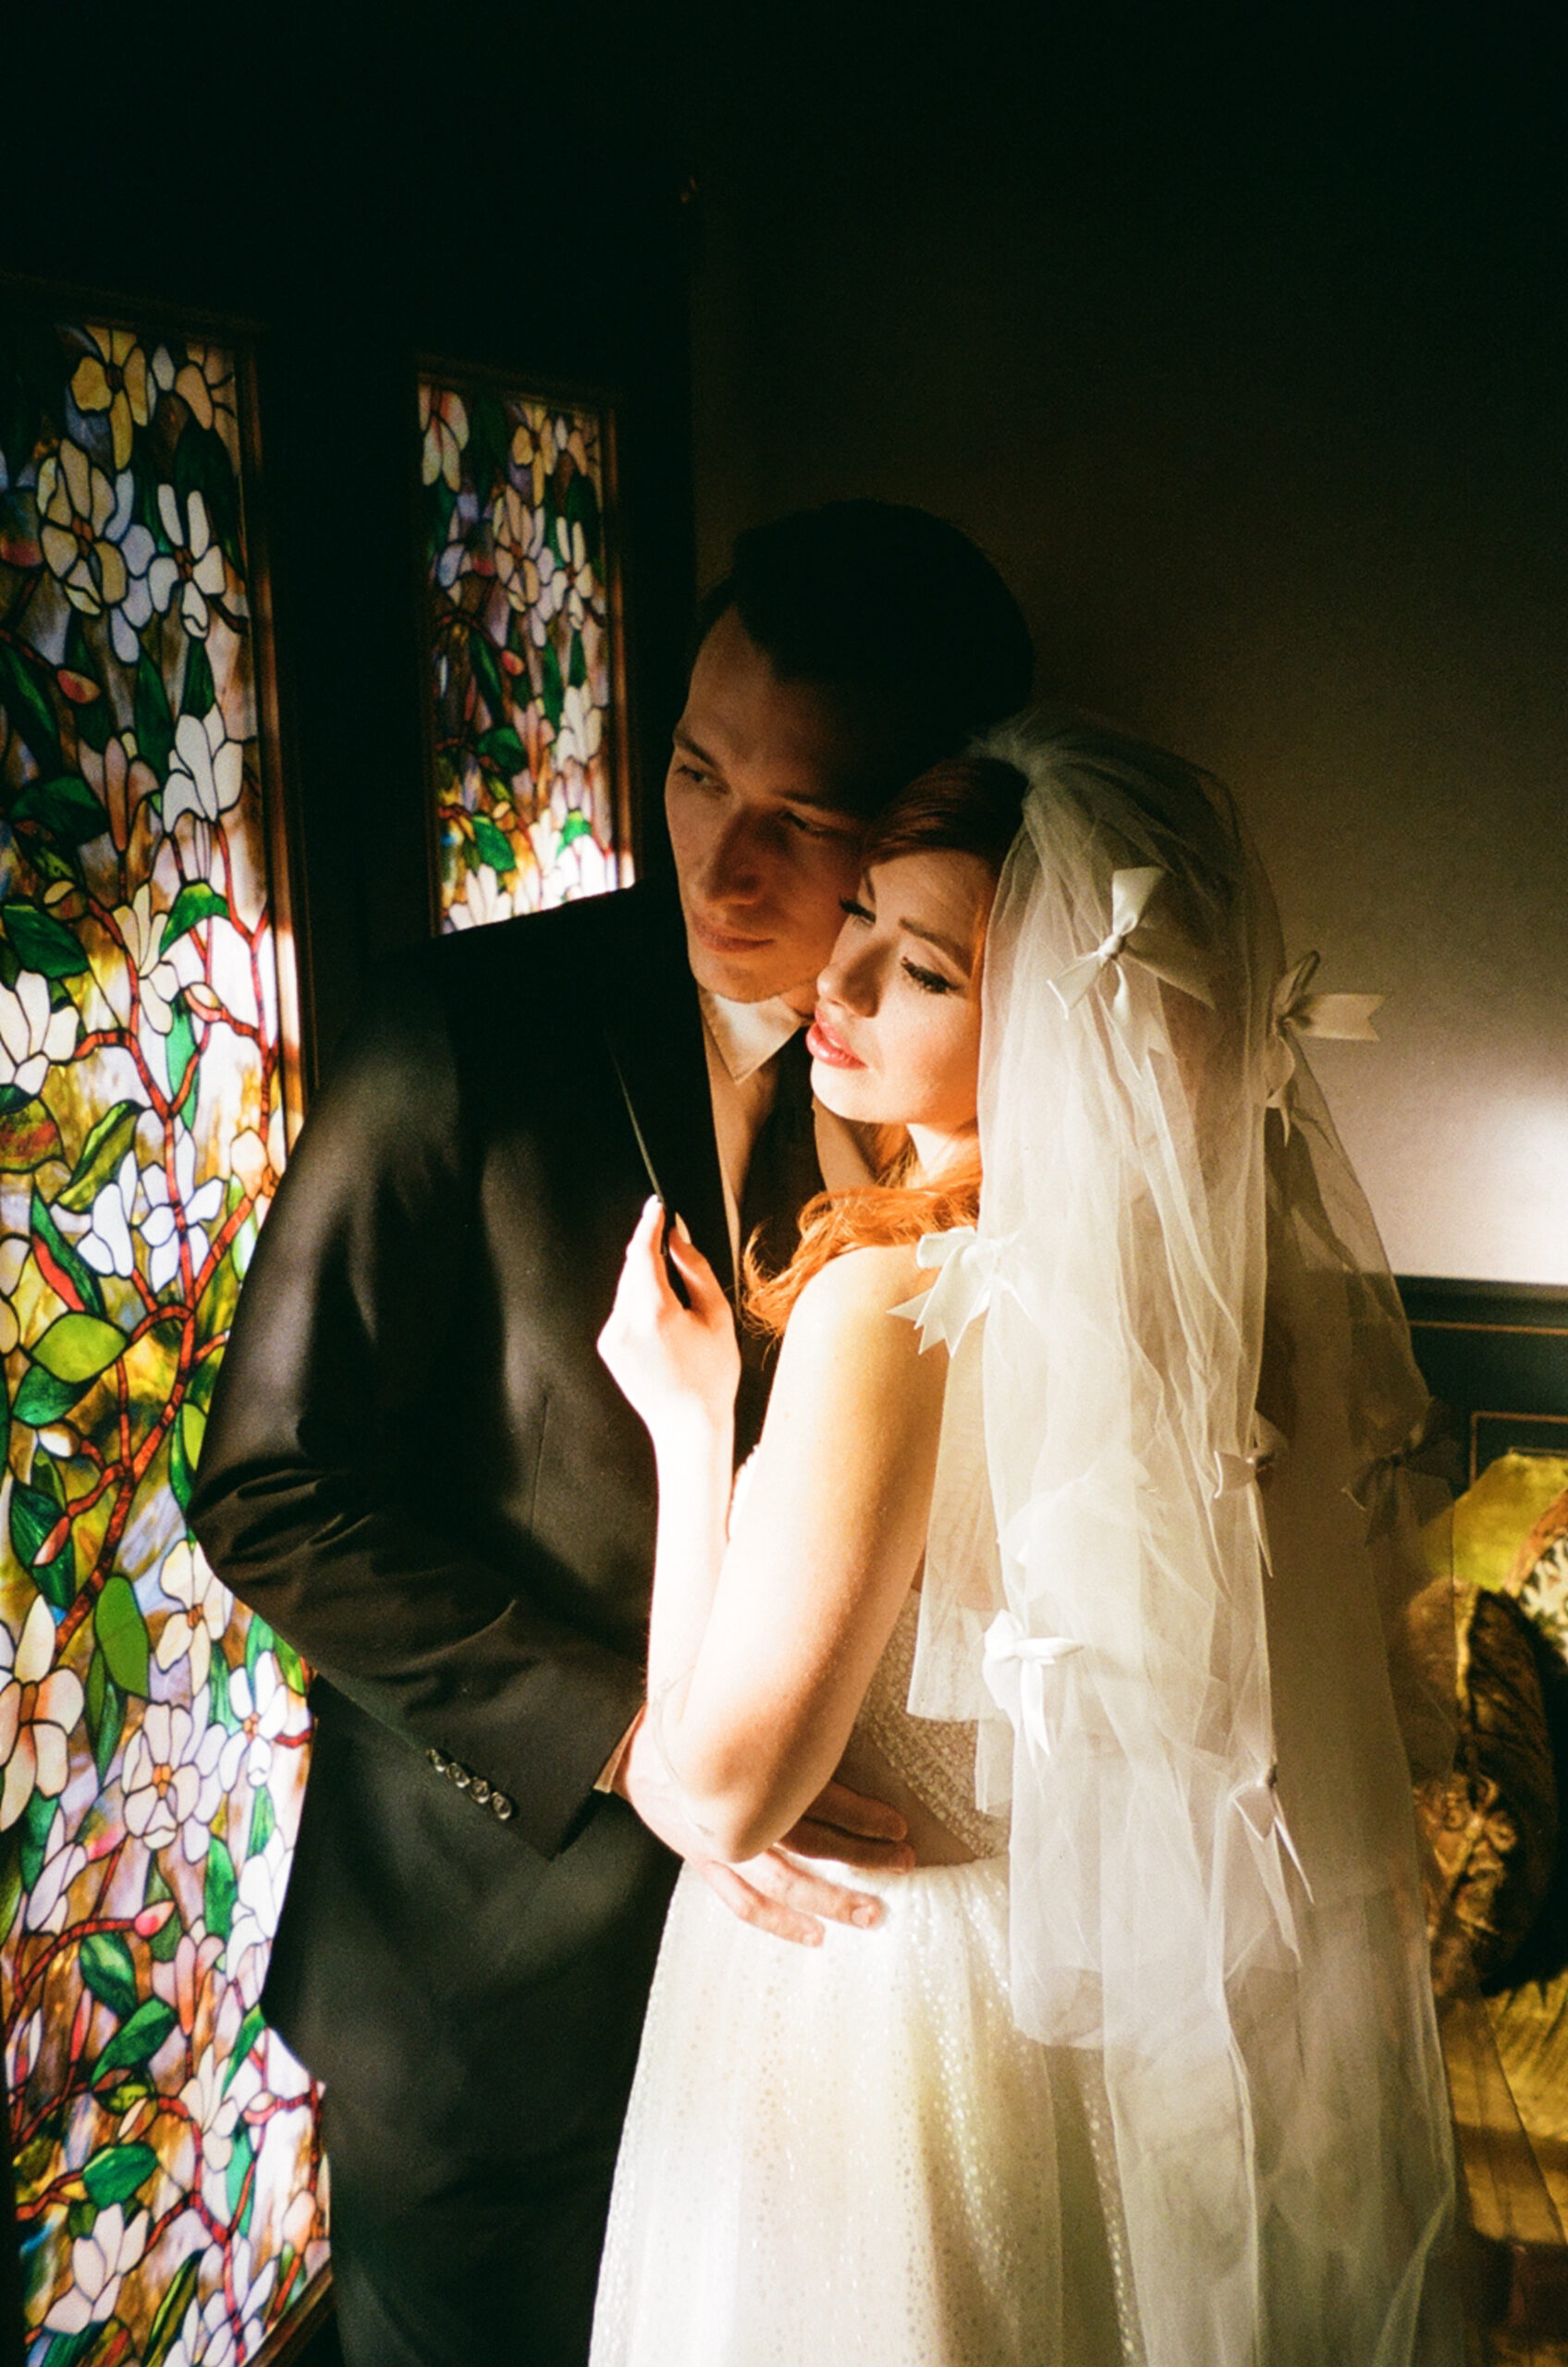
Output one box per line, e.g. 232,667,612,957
227,2116,256,2227
169,1401,195,1514
474,726,525,780
165,996,197,1115
247,1785,275,1861
559,811,593,848
159,883,227,952
0,642,60,767
39,2316,97,2367
80,2138,160,2204
565,464,601,559
0,1841,22,1950
95,1574,150,1696
31,1312,124,1383
31,1184,106,1318
0,1097,64,1171
18,1784,55,1889
275,1634,307,1697
468,629,507,724
14,1365,90,1427
92,1669,125,1786
55,1099,144,1214
180,1398,206,1475
180,639,214,721
541,638,565,730
142,1854,182,1961
8,777,108,846
569,630,587,691
2,901,88,979
31,1549,74,1615
244,1613,273,1675
134,651,175,779
92,2001,177,2081
75,684,115,755
204,1834,238,1942
9,1477,61,1567
144,2248,201,2367
224,2004,266,2093
80,1931,139,2020
472,816,516,874
208,1649,236,1733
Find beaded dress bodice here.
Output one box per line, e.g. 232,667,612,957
851,1592,1010,1860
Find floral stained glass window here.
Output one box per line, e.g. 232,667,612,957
420,375,630,930
0,318,325,2361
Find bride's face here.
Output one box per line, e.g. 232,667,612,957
807,849,995,1155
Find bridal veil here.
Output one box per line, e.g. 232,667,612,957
910,715,1463,2365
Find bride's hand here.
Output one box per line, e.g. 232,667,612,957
598,1197,741,1439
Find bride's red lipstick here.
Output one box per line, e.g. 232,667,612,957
806,1013,864,1069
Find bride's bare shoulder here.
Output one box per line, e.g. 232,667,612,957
783,1242,931,1350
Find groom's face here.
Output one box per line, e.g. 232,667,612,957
666,608,874,1012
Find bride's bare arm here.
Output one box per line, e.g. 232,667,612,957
599,1203,944,1864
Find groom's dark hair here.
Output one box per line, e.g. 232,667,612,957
694,502,1033,811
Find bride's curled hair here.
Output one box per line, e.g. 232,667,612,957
743,754,1027,1340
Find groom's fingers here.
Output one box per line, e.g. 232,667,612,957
783,1817,916,1872
800,1779,909,1844
697,1859,827,1947
741,1848,890,1931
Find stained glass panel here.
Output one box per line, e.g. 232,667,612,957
419,375,630,928
0,316,325,2361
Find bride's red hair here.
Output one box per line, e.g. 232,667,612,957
742,754,1026,1341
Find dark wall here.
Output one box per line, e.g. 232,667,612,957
2,7,696,1077
685,1,1566,1282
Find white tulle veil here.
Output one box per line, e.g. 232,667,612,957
907,714,1463,2366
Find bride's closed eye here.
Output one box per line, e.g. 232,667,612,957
839,895,875,924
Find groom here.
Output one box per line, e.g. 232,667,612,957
190,501,1033,2367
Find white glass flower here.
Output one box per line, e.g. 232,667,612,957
153,1539,230,1695
217,1651,299,1791
226,1834,289,1993
80,1150,138,1281
151,1919,224,2038
117,882,183,1036
0,1233,31,1357
447,864,519,932
71,328,153,471
140,1133,225,1294
148,485,227,639
420,385,469,491
22,1805,87,1934
166,2236,276,2367
163,706,243,833
37,441,126,618
0,971,78,1097
179,2042,243,2213
43,2202,148,2332
555,683,604,772
121,1697,225,1858
0,1596,84,1832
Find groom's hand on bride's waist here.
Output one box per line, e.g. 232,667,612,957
615,1713,913,1945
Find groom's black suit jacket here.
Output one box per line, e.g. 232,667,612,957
190,881,771,2311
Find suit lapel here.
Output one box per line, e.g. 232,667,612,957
597,885,735,1304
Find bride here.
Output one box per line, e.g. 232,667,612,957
591,720,1463,2366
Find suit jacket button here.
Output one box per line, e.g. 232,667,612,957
490,1793,515,1822
450,1764,472,1790
471,1778,492,1806
428,1748,448,1777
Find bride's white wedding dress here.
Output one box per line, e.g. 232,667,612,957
589,1592,1140,2367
